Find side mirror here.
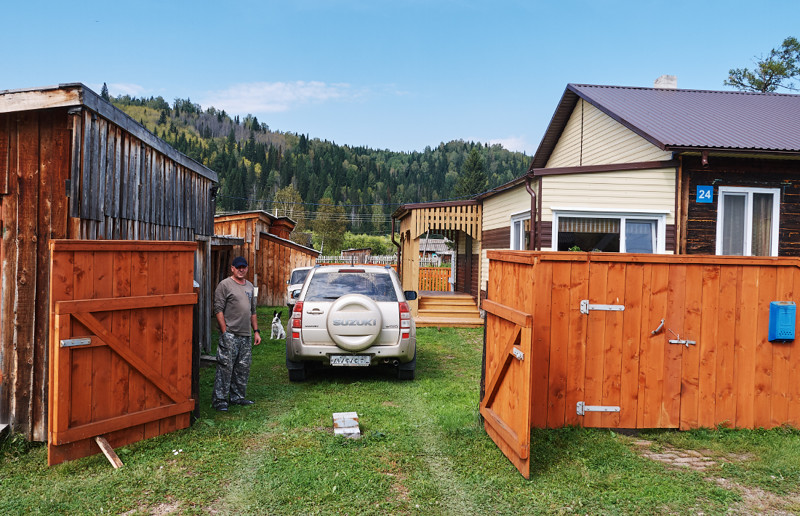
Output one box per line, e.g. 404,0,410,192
404,291,417,301
292,290,301,300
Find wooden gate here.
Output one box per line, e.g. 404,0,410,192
483,251,800,477
48,240,197,466
480,257,535,478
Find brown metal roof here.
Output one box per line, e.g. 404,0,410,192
531,84,800,169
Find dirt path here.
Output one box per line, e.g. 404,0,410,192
631,438,800,514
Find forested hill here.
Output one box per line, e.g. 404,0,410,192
111,94,531,235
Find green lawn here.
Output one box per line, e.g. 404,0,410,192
2,306,800,514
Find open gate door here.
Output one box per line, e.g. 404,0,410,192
480,300,533,478
48,240,197,466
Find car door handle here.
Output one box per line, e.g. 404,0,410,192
307,308,324,315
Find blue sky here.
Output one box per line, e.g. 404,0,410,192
2,0,798,155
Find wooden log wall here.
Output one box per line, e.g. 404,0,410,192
0,105,217,440
486,251,800,431
683,155,800,256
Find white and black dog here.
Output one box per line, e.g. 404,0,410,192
270,311,286,340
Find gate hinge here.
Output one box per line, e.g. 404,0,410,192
580,300,625,314
60,337,91,348
576,401,621,416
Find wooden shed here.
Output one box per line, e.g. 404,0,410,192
213,211,319,306
0,83,218,441
482,251,800,478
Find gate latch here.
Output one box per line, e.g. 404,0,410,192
512,347,524,361
667,328,696,348
669,339,697,348
576,401,621,416
580,300,625,314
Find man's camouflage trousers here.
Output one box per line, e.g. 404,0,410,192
212,332,253,409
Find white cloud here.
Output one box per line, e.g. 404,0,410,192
199,81,355,114
489,136,534,155
108,83,148,97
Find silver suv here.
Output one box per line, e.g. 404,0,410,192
286,265,417,381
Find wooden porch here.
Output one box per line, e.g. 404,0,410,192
393,201,483,326
415,291,484,328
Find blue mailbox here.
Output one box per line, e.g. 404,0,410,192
769,301,796,342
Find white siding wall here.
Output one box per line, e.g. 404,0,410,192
483,185,533,230
480,184,534,292
541,168,676,250
546,100,672,168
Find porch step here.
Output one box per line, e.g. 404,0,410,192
416,315,485,328
416,293,484,328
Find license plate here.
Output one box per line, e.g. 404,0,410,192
330,355,371,367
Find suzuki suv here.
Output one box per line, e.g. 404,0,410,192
286,265,417,381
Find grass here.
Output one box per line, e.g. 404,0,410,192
2,306,800,514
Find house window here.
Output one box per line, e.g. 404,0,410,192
553,211,666,253
510,212,531,250
716,187,780,256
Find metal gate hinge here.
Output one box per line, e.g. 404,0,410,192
580,300,625,314
576,401,621,416
60,338,91,348
512,348,524,361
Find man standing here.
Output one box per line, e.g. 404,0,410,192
212,256,262,411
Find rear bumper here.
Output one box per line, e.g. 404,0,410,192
286,337,416,365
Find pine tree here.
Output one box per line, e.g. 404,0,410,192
454,148,488,198
100,83,110,101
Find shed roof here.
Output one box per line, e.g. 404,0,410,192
0,83,218,181
530,84,800,169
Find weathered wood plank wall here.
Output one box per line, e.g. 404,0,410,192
213,214,318,306
0,91,217,440
259,232,318,306
485,251,800,431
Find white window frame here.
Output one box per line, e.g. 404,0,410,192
510,211,531,250
551,209,668,254
715,186,780,257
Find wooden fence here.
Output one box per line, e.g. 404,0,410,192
419,267,451,291
482,251,800,478
48,240,197,466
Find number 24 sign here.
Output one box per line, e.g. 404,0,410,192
696,185,713,203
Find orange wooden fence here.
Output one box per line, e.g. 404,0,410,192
482,251,800,478
48,240,197,466
419,267,451,291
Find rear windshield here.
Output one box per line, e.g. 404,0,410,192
304,272,398,302
289,269,310,285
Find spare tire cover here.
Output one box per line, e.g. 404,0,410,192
326,294,383,352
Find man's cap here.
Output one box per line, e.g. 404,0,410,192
232,257,248,268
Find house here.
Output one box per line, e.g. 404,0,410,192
213,211,319,306
394,81,800,314
0,83,218,441
477,82,800,299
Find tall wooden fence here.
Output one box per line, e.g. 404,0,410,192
48,240,197,465
482,251,800,478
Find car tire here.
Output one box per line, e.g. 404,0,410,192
288,365,307,382
396,351,416,380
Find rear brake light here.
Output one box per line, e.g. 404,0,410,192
399,302,411,339
291,302,303,330
338,268,365,273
